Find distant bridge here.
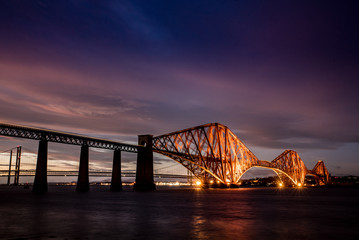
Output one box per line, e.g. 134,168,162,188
0,170,187,179
0,122,330,193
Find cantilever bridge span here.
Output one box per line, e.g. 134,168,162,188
153,123,330,186
0,122,330,193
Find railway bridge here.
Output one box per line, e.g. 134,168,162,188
0,123,330,193
153,123,330,187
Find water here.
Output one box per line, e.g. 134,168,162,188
0,186,358,239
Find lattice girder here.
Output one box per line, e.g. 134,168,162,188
153,123,259,184
310,160,330,185
0,123,138,152
153,123,331,186
270,150,307,185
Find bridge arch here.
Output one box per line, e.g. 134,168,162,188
239,165,301,186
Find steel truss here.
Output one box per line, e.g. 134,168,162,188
153,123,330,185
307,160,330,185
0,123,138,152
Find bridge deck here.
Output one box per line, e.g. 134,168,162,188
0,170,187,179
0,123,138,152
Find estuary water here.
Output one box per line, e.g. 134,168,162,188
0,186,358,239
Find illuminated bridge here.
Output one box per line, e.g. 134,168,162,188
153,123,330,186
0,122,330,193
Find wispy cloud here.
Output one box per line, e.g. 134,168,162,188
0,1,358,175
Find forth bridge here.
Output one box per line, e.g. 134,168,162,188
0,122,330,193
153,123,330,187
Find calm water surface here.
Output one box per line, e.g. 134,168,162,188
0,186,358,239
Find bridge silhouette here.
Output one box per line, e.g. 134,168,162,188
0,122,330,193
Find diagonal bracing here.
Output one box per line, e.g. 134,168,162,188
153,123,330,185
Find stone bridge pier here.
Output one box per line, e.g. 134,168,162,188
134,135,156,191
32,139,48,193
31,136,155,194
0,123,154,194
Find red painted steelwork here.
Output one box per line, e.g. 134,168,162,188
153,123,330,185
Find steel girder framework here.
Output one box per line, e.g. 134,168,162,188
153,123,330,185
259,150,307,185
0,123,138,152
307,160,330,185
153,123,259,184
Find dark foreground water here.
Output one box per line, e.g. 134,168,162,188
0,186,358,240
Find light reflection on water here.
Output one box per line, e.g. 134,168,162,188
0,186,358,239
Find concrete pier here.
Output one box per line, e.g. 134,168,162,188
134,135,156,191
110,149,122,191
76,145,89,192
32,140,48,194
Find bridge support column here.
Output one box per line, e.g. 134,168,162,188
134,135,156,191
110,149,122,191
33,140,48,194
76,145,89,192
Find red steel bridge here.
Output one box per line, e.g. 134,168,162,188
0,122,330,192
153,123,330,186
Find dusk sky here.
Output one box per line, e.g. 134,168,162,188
0,0,359,177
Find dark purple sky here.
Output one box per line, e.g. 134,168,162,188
0,0,358,176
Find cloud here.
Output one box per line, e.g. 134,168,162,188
1,56,358,152
1,1,359,176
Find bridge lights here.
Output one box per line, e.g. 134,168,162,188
279,182,283,187
297,183,302,187
196,181,201,186
225,179,231,186
209,180,214,184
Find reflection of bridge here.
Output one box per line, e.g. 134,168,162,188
0,122,330,193
153,123,330,186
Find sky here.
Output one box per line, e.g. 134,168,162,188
0,0,359,178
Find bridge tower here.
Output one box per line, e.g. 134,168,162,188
134,135,156,191
13,146,22,185
7,150,13,185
